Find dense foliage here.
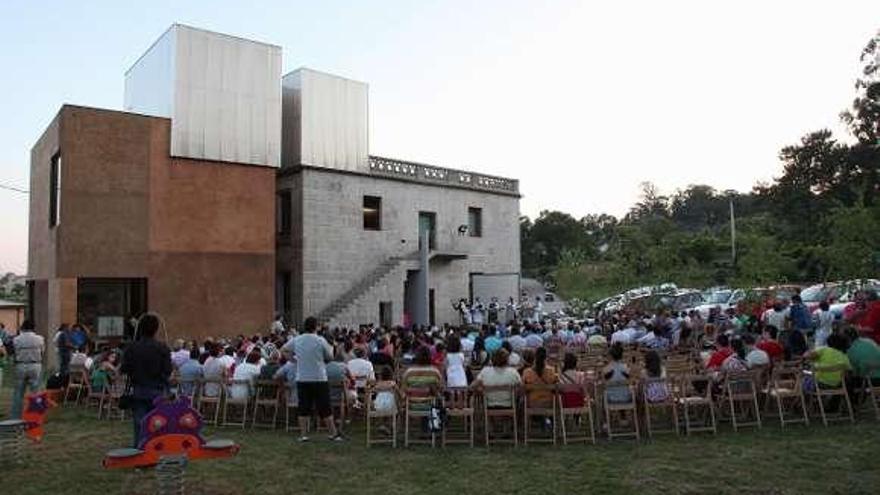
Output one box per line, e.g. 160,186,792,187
523,31,880,303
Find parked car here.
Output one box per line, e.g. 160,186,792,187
693,288,746,318
737,285,802,320
806,279,880,320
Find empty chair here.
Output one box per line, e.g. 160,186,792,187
863,364,880,421
767,367,809,427
64,365,90,405
443,387,475,447
251,380,281,429
723,370,762,431
677,374,716,435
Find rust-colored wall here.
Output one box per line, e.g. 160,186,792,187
28,113,60,281
28,105,276,341
56,106,152,278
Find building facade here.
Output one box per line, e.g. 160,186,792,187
27,105,275,346
26,24,520,344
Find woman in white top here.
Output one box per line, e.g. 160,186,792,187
445,335,468,387
229,351,262,400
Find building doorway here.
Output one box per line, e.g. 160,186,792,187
379,301,393,328
77,278,147,341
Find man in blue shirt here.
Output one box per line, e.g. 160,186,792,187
788,295,812,356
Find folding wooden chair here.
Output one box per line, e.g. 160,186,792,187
251,380,281,429
176,379,200,406
366,382,398,448
767,367,808,427
223,379,251,428
723,370,762,431
64,365,89,405
282,386,300,433
603,380,639,440
558,382,596,445
402,370,441,447
198,378,224,426
806,365,854,426
99,377,128,421
677,375,716,435
84,381,106,416
443,387,475,447
523,384,558,445
863,364,880,421
404,388,438,448
642,377,678,437
479,384,518,447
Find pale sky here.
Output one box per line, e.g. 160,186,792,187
1,1,878,274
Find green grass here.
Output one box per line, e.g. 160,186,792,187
2,391,880,495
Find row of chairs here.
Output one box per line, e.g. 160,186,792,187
365,363,880,448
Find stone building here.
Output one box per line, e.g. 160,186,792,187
26,25,520,343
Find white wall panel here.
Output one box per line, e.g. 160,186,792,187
124,27,175,119
282,68,368,171
125,24,281,167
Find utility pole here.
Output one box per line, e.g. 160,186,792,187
729,196,736,266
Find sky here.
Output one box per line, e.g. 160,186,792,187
1,0,878,274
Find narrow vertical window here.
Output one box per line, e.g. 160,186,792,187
468,207,482,237
49,153,61,228
363,196,381,230
277,190,292,235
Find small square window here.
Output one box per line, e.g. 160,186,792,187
364,196,381,230
468,207,482,237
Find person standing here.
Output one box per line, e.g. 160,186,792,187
55,324,72,378
11,320,44,419
282,316,343,442
787,295,812,357
120,314,171,448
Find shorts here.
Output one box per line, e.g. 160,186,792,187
297,381,332,418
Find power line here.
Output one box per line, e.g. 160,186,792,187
0,183,29,194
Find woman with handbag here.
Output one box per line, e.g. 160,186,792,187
120,314,172,448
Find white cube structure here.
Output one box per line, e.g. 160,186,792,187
124,24,282,168
282,68,369,171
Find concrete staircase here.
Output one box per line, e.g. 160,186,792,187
316,253,417,324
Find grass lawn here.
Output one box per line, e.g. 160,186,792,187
1,385,879,495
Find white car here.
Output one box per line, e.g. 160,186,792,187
693,289,745,318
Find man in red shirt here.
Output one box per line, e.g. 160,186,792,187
706,333,733,369
756,326,784,361
855,291,880,345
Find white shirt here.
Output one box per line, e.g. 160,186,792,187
347,358,375,389
202,357,226,397
171,349,190,369
815,310,834,334
746,348,770,368
230,362,262,399
445,352,468,387
763,308,789,330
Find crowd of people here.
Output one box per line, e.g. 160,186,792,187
2,287,879,446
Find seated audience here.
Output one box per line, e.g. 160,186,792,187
473,349,521,408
